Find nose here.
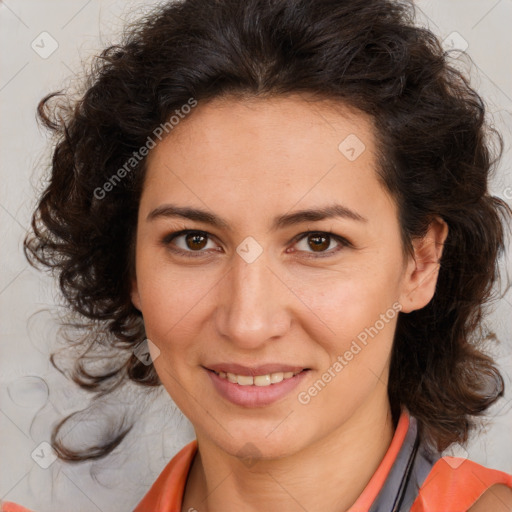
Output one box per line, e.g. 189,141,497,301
214,247,292,350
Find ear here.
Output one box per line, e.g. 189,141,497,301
131,277,142,311
399,217,449,313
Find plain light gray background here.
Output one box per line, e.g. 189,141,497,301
1,1,511,511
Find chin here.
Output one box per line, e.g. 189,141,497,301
205,420,311,462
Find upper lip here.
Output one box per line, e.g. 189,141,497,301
205,363,308,376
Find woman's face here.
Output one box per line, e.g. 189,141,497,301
131,94,436,459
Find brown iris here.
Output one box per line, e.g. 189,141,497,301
307,233,330,252
186,232,208,250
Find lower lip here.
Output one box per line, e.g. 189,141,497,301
206,368,310,407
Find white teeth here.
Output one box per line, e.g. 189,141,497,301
254,374,271,386
216,370,301,385
270,372,284,383
237,375,254,386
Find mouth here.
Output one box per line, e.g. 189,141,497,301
207,368,307,387
203,365,311,407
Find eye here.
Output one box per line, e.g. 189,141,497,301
161,230,220,258
161,229,351,259
290,231,351,258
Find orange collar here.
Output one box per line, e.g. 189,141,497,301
134,410,410,511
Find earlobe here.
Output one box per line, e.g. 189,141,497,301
399,217,449,313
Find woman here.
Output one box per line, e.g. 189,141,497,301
2,0,512,510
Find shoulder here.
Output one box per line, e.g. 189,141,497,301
411,456,512,512
133,439,198,511
0,502,35,512
468,484,512,511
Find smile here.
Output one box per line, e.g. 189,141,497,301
205,367,310,407
212,370,302,386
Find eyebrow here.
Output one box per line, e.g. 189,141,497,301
146,203,367,230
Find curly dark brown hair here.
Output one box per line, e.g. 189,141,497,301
25,0,511,462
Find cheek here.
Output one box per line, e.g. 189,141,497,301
292,264,401,336
134,247,207,347
136,262,208,403
138,277,206,346
293,273,399,413
287,263,402,390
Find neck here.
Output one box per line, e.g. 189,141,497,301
182,390,396,512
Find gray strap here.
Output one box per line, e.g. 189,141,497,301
369,415,441,512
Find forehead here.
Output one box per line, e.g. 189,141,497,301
148,93,376,170
141,94,395,227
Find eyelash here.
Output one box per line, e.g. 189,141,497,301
160,230,352,259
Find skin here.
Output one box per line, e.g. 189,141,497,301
469,484,512,511
131,93,449,511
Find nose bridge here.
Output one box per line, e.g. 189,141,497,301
216,248,290,348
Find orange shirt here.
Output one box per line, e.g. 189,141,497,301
3,410,511,511
132,409,512,511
